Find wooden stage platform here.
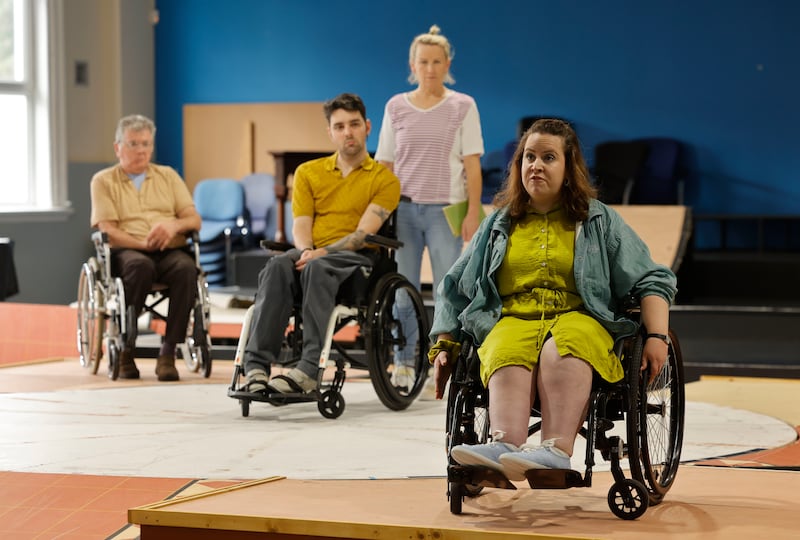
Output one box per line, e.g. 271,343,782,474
130,466,800,540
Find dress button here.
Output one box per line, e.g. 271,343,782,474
541,262,547,267
541,244,546,249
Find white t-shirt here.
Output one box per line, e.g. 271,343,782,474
375,90,484,204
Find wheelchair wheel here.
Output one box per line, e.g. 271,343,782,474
196,276,213,377
608,478,649,520
365,272,429,411
77,261,104,374
625,330,685,505
449,482,465,514
107,339,121,381
185,303,212,377
318,390,345,419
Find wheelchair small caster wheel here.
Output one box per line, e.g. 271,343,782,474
449,482,465,514
107,342,120,381
318,390,345,419
240,399,250,417
608,478,649,520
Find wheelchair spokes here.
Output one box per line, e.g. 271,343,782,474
76,261,104,374
635,331,685,503
365,273,429,411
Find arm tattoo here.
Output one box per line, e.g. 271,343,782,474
324,229,368,253
323,206,391,253
372,207,391,222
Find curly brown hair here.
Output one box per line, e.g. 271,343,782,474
493,119,596,221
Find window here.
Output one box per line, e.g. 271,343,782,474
0,0,67,219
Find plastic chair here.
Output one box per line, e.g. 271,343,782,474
630,138,685,205
193,178,248,286
240,173,277,242
593,141,650,204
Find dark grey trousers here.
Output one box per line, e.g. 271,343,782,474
244,249,373,377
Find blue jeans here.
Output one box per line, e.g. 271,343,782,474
393,200,463,364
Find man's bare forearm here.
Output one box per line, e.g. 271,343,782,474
322,207,391,253
323,230,368,253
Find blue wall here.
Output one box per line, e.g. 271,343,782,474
154,0,800,215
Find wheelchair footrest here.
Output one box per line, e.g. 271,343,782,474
228,388,320,406
448,465,516,490
524,468,585,489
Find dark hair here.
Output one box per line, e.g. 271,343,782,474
493,118,596,221
323,93,367,123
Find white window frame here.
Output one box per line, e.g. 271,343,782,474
0,0,68,222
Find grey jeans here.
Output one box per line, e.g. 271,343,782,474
243,249,373,377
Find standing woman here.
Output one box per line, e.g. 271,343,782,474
376,25,484,388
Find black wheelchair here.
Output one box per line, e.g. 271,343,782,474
227,217,430,419
76,230,212,380
445,314,685,520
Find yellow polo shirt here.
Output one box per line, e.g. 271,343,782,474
292,153,400,248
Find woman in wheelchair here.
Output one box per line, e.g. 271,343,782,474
429,119,677,481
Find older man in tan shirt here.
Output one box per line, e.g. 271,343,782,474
90,114,202,381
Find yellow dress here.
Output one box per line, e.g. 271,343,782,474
477,208,624,386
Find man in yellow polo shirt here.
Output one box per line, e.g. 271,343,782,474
90,114,202,381
242,93,401,395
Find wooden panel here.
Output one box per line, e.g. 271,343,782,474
611,204,691,271
183,103,336,193
129,469,800,540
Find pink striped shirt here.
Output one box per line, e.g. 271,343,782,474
375,90,484,204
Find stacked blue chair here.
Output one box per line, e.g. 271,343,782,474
240,173,277,244
194,178,248,287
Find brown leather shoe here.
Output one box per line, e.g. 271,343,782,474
119,349,140,379
155,354,180,382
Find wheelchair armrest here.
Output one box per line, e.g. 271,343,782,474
91,230,108,244
364,233,403,250
260,240,295,252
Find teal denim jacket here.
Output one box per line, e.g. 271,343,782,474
429,199,678,346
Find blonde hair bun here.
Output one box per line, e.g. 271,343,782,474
429,24,441,35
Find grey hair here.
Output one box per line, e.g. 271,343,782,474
408,24,455,85
115,114,156,143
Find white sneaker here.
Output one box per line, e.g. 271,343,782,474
391,365,415,392
450,441,522,480
499,438,571,479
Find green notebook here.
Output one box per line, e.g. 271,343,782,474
442,200,487,237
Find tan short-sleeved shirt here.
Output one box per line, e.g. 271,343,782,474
90,163,195,249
